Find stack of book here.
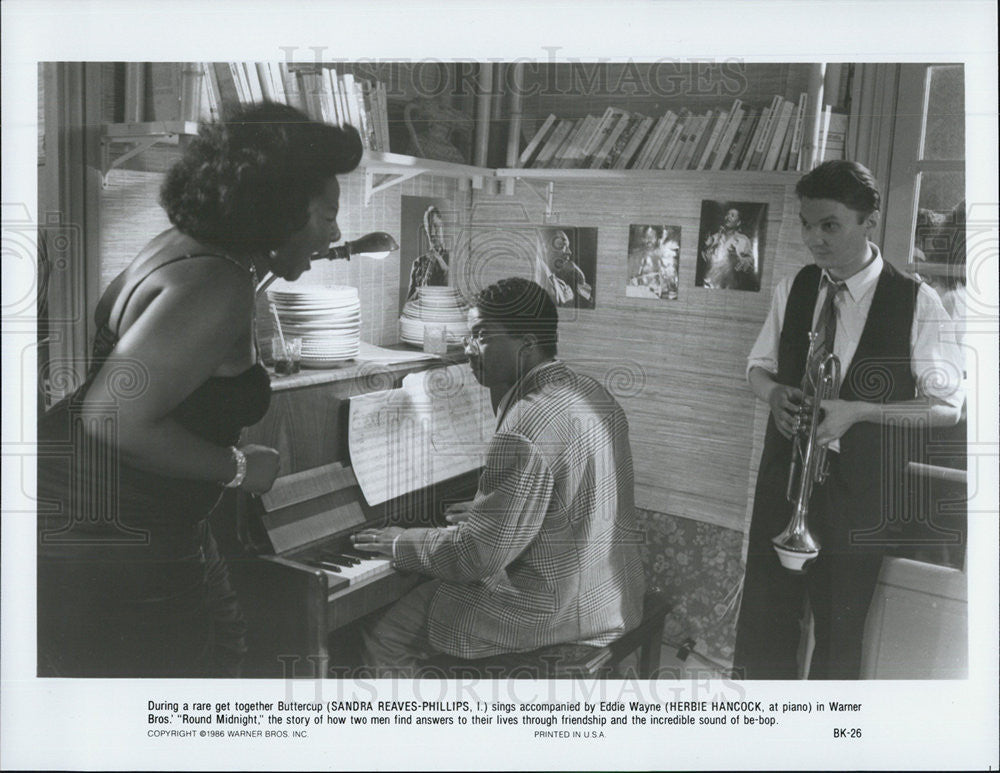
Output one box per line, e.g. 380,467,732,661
817,106,849,164
517,94,845,172
203,63,390,152
125,62,212,124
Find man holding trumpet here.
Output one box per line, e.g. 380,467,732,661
733,160,964,680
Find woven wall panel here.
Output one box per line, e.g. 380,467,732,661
462,175,804,530
98,162,806,532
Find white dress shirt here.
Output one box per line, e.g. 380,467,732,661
747,245,965,451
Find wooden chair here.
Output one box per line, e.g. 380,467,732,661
420,590,672,679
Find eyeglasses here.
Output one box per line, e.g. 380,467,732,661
461,331,494,350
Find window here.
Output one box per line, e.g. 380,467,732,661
883,64,966,316
880,65,967,572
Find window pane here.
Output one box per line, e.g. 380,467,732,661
912,171,965,275
38,63,45,163
922,65,965,160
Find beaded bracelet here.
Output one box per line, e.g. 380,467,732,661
223,445,247,488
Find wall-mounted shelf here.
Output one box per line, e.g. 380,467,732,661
495,167,803,184
100,121,198,186
360,151,490,203
98,124,493,199
495,167,802,218
99,122,806,202
103,120,200,138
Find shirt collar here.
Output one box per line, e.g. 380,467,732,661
821,242,883,303
496,359,560,425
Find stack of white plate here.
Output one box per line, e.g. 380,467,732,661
399,286,470,347
267,281,361,367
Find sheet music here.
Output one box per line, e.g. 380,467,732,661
355,340,439,365
259,462,367,553
348,363,495,505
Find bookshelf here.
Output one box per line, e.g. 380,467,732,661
99,122,492,201
100,119,803,204
100,62,840,200
508,63,844,175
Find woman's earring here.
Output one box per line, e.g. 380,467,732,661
268,249,279,261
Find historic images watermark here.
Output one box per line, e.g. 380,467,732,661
277,48,752,101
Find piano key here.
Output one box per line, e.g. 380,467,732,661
332,555,394,585
306,559,343,573
316,554,352,567
295,560,349,592
323,552,362,566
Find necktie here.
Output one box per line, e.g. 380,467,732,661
802,276,846,393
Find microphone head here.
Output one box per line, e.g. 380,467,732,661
321,232,399,261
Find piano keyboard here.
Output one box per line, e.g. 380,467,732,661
305,549,394,586
238,460,482,675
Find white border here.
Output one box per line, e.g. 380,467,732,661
3,2,997,770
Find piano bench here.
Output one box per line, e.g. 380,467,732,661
420,591,672,679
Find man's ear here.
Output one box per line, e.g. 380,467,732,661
519,333,539,352
864,209,881,233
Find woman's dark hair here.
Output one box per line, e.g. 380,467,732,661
160,101,363,255
796,160,881,221
475,277,558,357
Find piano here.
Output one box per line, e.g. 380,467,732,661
226,356,486,678
232,460,480,677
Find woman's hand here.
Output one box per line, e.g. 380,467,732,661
239,445,280,494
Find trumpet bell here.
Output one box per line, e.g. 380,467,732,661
771,530,821,573
772,543,820,573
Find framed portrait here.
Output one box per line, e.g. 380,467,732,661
533,226,598,309
625,224,681,300
399,196,455,310
695,201,768,292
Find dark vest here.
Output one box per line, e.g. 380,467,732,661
778,262,917,398
753,260,920,538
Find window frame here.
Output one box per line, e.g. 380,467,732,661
882,63,966,281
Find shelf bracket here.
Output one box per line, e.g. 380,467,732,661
363,166,486,204
100,133,181,188
364,167,423,204
510,178,556,220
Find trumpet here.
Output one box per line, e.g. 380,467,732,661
772,332,841,572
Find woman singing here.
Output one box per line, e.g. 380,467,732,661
37,102,362,677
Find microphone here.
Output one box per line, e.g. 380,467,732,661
256,232,399,296
322,231,399,262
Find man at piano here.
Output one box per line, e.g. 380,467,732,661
352,277,646,675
